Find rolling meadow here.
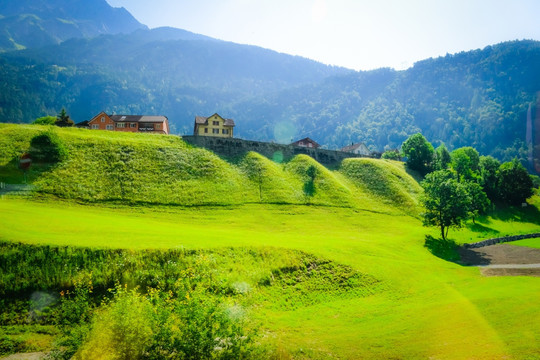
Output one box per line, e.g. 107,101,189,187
1,124,539,359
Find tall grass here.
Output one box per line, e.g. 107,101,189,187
0,240,379,357
340,158,422,213
0,240,378,315
0,124,423,211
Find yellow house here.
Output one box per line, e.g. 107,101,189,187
193,113,235,138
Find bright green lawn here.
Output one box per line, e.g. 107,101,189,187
1,198,540,359
510,238,540,248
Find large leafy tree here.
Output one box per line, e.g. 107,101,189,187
421,170,471,240
497,158,534,205
479,155,501,201
433,143,451,171
451,147,480,182
402,133,434,175
464,181,491,224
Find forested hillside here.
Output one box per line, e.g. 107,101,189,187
0,0,538,168
0,0,146,52
0,27,349,134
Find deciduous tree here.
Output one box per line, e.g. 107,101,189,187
402,133,434,175
479,155,501,201
451,147,480,182
497,158,534,205
464,181,490,224
433,143,451,171
421,170,471,240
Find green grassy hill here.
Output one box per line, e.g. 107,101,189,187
0,124,421,213
1,124,540,359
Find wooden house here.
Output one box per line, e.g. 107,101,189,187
82,112,170,135
193,113,235,137
341,142,371,156
291,137,320,148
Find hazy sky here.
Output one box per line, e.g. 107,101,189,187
106,0,540,71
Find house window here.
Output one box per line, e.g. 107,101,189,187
204,128,208,133
213,121,219,125
222,129,229,134
212,129,220,134
106,125,114,130
116,123,125,128
91,124,99,129
156,124,161,130
101,117,106,122
130,123,136,128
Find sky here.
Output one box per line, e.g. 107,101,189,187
106,0,540,71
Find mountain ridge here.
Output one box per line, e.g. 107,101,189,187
0,0,147,52
0,0,538,170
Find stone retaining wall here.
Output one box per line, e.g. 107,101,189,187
182,136,372,165
463,233,540,248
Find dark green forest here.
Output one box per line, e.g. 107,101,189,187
0,0,539,170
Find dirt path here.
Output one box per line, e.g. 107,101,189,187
0,353,47,360
458,244,540,276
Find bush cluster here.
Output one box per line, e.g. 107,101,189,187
29,131,68,164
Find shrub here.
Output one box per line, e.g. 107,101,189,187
72,284,262,360
74,286,154,360
381,150,400,160
32,116,56,126
29,131,68,164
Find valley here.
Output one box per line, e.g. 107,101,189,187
1,125,539,359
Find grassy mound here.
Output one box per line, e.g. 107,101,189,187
340,158,423,212
0,124,423,211
284,154,354,207
238,151,303,203
0,124,256,205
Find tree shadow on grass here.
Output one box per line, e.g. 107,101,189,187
489,203,540,226
467,222,500,235
457,247,492,266
403,165,424,183
424,235,461,262
424,235,493,265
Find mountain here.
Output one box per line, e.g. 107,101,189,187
0,0,146,52
236,40,540,162
2,37,539,167
0,0,538,170
0,26,350,132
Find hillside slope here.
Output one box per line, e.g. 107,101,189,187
0,0,146,52
1,37,538,170
0,27,348,131
0,124,421,214
2,125,540,359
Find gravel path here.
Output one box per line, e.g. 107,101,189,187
0,353,47,360
458,243,540,277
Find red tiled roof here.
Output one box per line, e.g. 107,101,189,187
291,137,320,147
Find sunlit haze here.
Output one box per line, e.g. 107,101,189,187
106,0,540,71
